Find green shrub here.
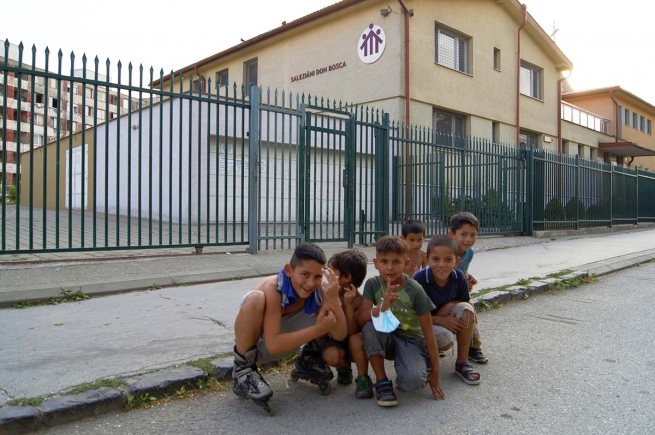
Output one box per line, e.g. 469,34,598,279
564,198,586,220
7,184,18,204
586,201,610,221
544,198,565,221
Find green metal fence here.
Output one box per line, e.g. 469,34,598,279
527,147,655,232
390,126,525,236
2,41,655,255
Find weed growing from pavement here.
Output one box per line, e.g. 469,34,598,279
546,270,573,278
515,278,531,286
12,288,90,309
148,284,162,290
6,395,49,407
64,378,126,395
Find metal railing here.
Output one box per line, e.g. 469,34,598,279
3,41,655,255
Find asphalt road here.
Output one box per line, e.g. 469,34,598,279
43,262,655,435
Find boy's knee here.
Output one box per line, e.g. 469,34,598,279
396,372,425,392
240,290,266,312
322,346,344,367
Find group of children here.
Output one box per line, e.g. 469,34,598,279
232,212,488,408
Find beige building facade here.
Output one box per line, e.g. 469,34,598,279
157,0,572,151
562,87,655,170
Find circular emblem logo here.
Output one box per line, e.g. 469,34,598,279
358,23,386,64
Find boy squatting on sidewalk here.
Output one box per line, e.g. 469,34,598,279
401,219,428,275
231,243,347,403
449,212,488,365
413,235,481,385
320,250,375,398
357,235,445,407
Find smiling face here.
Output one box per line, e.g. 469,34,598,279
449,223,478,254
285,259,325,299
427,245,460,286
373,252,409,286
404,232,426,253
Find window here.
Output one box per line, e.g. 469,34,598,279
492,121,500,144
73,85,79,95
493,48,501,71
432,108,465,137
624,108,631,126
97,109,106,120
216,69,229,88
193,78,203,94
34,134,44,146
98,91,106,103
435,25,470,74
73,104,79,114
520,61,542,100
632,112,638,128
87,87,94,99
109,94,118,106
244,59,258,94
51,98,59,109
648,119,652,135
519,130,538,148
86,106,94,117
640,116,645,132
36,93,44,104
131,101,139,111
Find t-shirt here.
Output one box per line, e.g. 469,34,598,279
362,275,436,339
458,248,474,274
412,267,470,315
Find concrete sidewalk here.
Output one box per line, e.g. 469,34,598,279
1,227,655,433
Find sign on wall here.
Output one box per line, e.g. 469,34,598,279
358,23,386,64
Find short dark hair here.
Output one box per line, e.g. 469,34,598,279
401,219,426,237
290,243,327,268
328,250,368,288
449,212,480,233
376,235,410,257
427,235,460,257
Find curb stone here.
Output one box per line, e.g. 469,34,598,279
210,357,235,380
123,365,208,398
38,387,126,427
0,406,40,435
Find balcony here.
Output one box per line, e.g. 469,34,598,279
561,101,610,134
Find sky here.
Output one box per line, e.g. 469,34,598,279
2,0,654,105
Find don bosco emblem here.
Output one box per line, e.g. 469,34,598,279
358,23,386,64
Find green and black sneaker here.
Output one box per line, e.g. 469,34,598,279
336,367,353,385
355,375,374,399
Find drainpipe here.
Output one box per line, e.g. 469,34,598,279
515,4,527,148
398,0,412,217
610,89,620,164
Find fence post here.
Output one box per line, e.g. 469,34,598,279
247,85,261,254
524,146,533,236
374,112,390,240
575,154,580,230
635,166,639,224
609,163,613,228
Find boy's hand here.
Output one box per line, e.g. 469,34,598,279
427,370,445,400
441,312,467,334
343,284,358,306
316,306,337,333
380,276,401,311
466,273,478,292
321,268,340,302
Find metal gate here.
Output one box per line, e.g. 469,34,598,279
298,105,354,244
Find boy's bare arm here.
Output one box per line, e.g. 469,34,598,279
321,268,348,341
419,313,445,400
342,285,361,336
357,298,374,327
260,279,336,355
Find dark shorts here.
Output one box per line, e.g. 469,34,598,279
318,337,353,363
